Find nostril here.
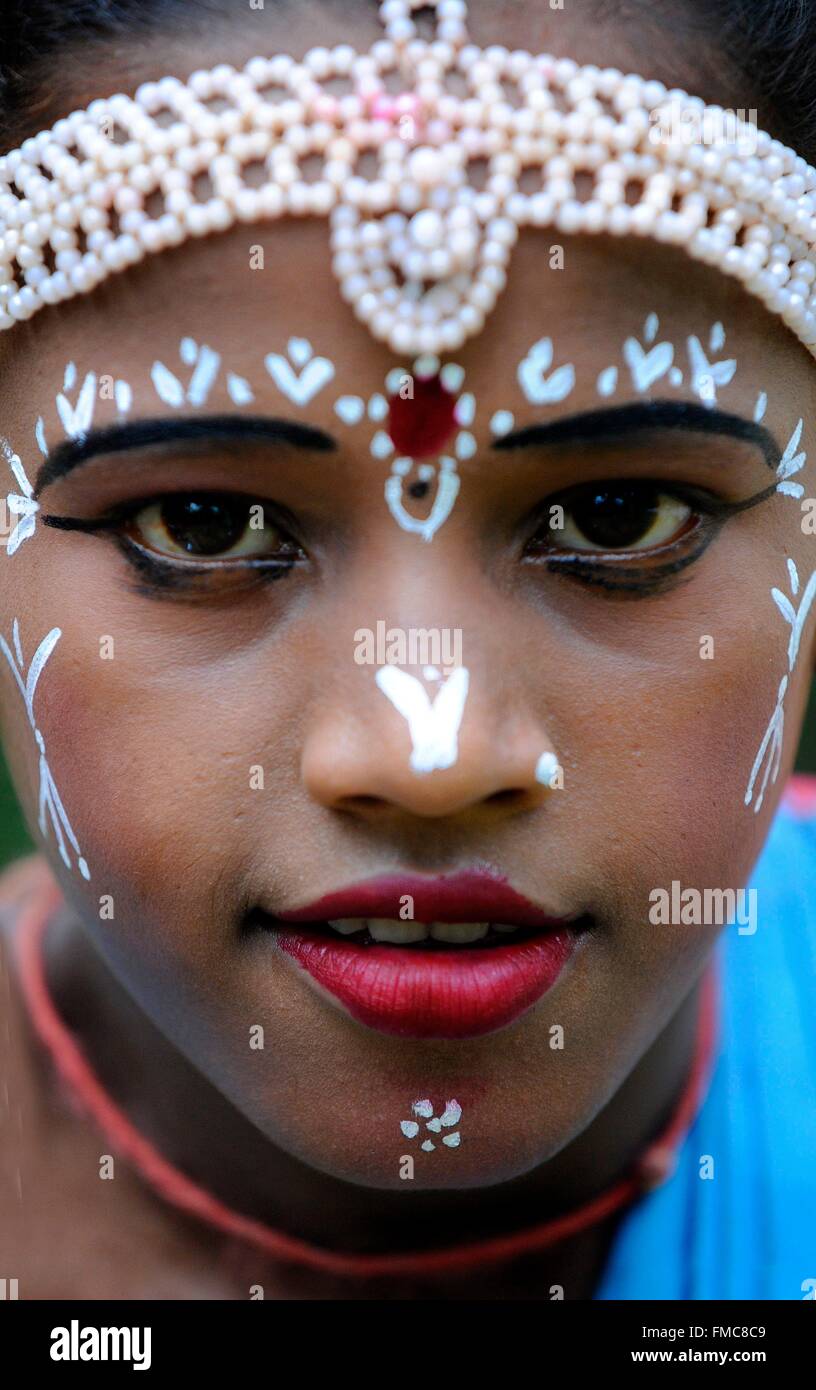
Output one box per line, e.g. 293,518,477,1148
484,787,530,808
337,794,390,815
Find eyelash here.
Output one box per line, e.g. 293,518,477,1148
42,476,778,603
521,481,778,597
43,493,306,601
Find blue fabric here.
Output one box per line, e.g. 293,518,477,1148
595,789,816,1300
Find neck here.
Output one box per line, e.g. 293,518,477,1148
38,900,705,1298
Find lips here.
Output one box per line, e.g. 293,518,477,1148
256,871,585,1040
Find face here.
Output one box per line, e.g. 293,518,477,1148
1,1,814,1193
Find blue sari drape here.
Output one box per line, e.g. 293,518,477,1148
596,787,816,1300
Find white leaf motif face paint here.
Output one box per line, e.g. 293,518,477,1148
745,674,788,813
623,333,674,393
114,379,133,417
0,620,90,878
773,561,816,670
152,340,221,408
776,418,807,497
518,338,575,405
226,372,254,406
2,437,39,557
596,366,618,397
745,421,815,812
686,334,736,406
264,338,335,406
375,665,469,773
57,368,97,440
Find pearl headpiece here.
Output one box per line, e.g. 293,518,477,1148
3,0,816,357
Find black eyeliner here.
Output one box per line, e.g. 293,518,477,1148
111,535,302,600
524,477,779,597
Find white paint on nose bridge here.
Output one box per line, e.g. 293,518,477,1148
375,665,470,773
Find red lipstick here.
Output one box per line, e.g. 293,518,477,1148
267,871,583,1040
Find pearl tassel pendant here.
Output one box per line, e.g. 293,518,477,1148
2,0,816,358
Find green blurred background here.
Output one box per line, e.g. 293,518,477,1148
2,679,816,868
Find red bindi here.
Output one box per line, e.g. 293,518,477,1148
387,372,459,459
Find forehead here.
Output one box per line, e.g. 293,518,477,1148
0,221,807,436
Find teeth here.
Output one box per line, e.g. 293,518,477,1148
366,918,431,944
327,918,368,936
429,921,490,943
325,919,513,944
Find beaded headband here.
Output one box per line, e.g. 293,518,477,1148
2,0,816,358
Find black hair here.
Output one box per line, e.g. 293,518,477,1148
2,0,816,158
0,0,240,144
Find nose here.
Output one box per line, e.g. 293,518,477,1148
301,659,560,821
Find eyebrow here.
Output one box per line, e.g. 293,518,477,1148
33,415,338,497
492,400,780,470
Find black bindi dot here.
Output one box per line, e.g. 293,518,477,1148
408,480,431,499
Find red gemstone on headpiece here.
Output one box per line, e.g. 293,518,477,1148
387,372,458,459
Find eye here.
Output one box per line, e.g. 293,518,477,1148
127,493,303,563
544,482,694,554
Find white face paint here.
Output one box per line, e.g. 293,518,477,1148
114,379,133,417
490,409,514,436
400,1098,462,1152
57,367,97,440
264,338,335,406
375,664,469,773
623,330,674,393
0,619,90,878
152,339,222,408
517,337,575,405
596,366,618,397
745,420,814,812
745,674,788,814
774,559,816,671
776,419,807,497
334,394,365,425
384,455,461,542
709,321,726,353
686,333,736,406
644,312,659,344
2,436,39,557
535,751,562,789
371,430,394,460
227,373,254,406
